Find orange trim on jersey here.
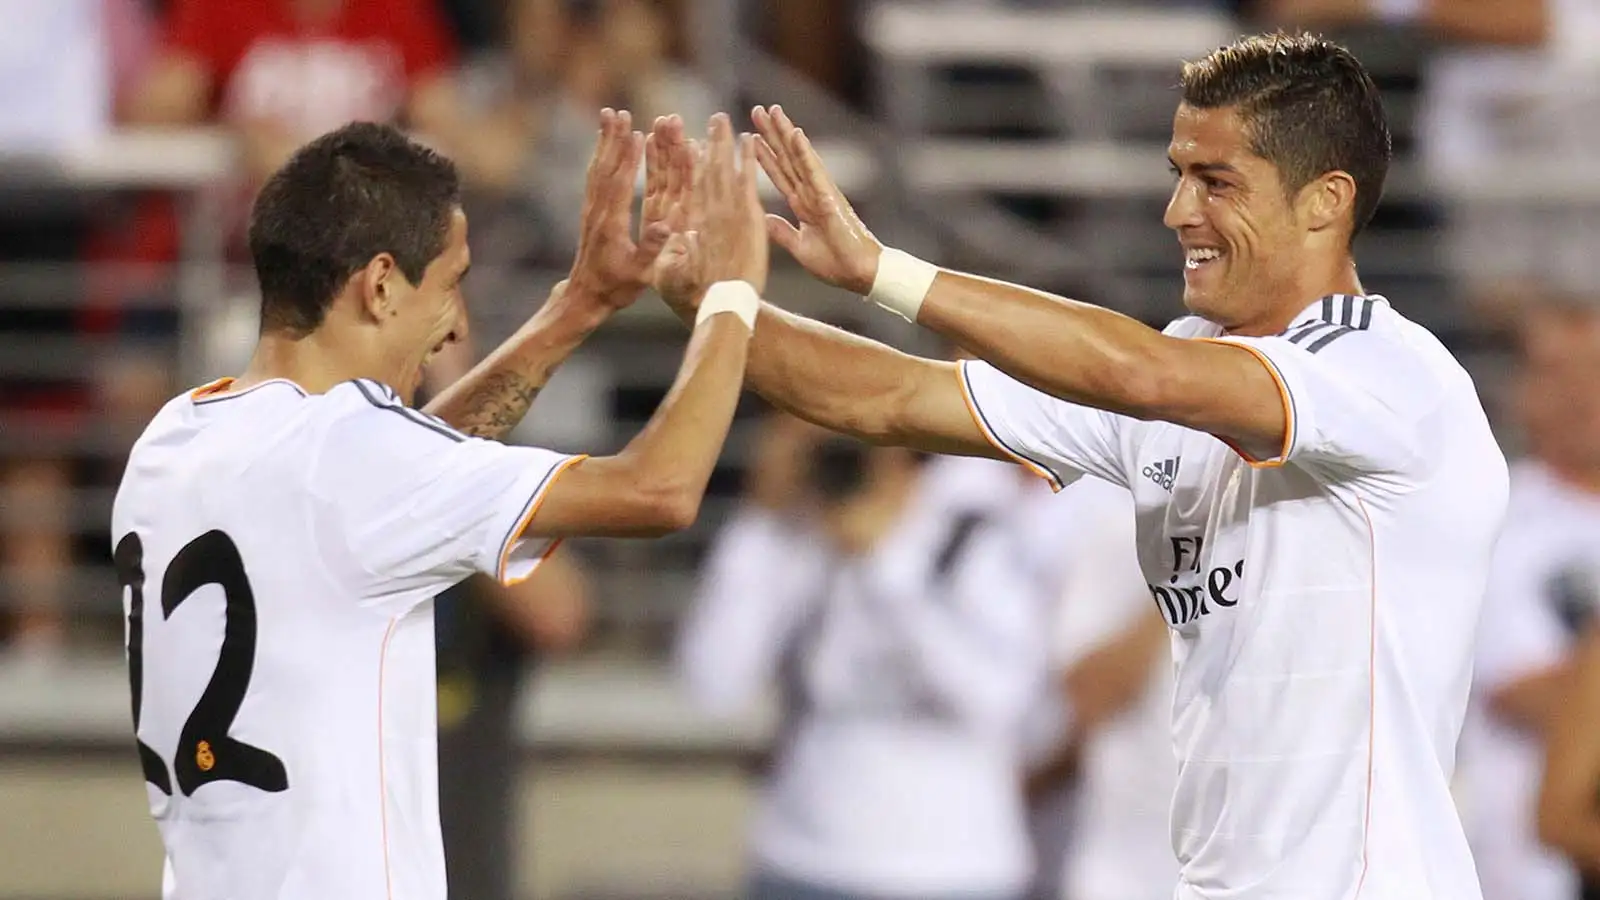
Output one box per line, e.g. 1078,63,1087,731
496,454,590,584
953,364,1062,492
1198,339,1295,468
1352,497,1379,899
376,617,399,900
189,377,236,400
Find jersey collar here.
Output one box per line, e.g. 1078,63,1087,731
189,377,309,405
1281,293,1389,335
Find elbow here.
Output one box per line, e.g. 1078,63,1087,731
633,480,703,535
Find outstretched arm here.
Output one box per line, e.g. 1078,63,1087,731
1540,627,1600,873
750,105,1287,462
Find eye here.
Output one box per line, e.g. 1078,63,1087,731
1202,176,1228,192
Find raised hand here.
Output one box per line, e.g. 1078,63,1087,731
566,109,673,311
653,113,769,312
752,105,882,296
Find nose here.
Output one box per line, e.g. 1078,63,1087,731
1164,176,1203,232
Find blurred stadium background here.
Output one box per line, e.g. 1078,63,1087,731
2,0,1598,898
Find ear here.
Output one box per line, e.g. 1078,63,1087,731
357,254,399,323
1297,170,1358,237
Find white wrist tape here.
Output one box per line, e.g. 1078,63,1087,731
695,280,760,332
866,247,940,322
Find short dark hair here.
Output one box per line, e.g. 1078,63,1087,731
247,122,461,335
1180,32,1391,240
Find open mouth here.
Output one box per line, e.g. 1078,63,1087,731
1185,247,1224,271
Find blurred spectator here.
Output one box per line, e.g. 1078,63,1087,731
0,0,158,661
458,0,715,265
678,413,1056,900
129,0,463,185
436,556,593,900
1260,0,1600,289
1023,477,1177,900
1458,288,1600,900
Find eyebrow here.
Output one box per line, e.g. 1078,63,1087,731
1168,156,1242,176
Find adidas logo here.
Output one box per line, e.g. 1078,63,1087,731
1143,457,1179,491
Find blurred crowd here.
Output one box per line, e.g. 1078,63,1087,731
5,1,1600,900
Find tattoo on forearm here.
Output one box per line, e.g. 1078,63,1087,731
447,372,543,440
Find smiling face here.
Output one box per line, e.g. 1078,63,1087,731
1164,103,1317,334
379,207,471,400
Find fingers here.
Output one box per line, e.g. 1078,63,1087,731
752,106,805,209
755,134,801,214
633,220,672,270
643,123,665,221
766,213,802,256
707,112,734,207
739,133,762,214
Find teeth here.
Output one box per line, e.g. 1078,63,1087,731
1186,248,1221,262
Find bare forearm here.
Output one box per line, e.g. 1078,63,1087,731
425,284,607,439
918,272,1169,417
616,315,752,507
668,298,942,446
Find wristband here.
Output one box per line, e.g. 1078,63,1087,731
866,247,940,322
695,280,760,332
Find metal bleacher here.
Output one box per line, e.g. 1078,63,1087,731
9,0,1600,760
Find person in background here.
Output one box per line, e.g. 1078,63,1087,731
1023,476,1177,900
677,411,1056,900
436,557,593,900
130,0,464,185
1498,291,1600,900
0,0,158,664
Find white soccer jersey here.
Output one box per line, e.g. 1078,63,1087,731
109,377,578,900
959,294,1509,900
1459,460,1600,900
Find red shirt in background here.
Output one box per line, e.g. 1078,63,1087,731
164,0,456,132
85,0,457,335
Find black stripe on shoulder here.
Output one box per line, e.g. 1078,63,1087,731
1320,295,1335,322
1287,321,1339,346
1305,325,1356,354
1355,297,1374,330
352,380,466,443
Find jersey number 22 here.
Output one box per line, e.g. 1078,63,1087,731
114,530,289,796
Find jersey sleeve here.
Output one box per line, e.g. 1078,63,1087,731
311,384,584,614
957,359,1130,490
1209,332,1432,478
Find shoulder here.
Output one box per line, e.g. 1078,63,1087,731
319,379,474,449
1162,315,1224,339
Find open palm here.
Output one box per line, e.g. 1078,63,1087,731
752,105,883,296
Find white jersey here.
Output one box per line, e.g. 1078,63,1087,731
110,377,577,900
1048,477,1179,900
1459,460,1600,900
677,456,1054,897
959,294,1509,900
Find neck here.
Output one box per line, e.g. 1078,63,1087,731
1230,256,1364,337
236,327,403,400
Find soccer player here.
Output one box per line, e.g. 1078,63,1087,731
109,110,767,900
654,33,1511,900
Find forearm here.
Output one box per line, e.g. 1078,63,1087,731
611,311,752,511
917,272,1170,417
425,283,607,439
667,298,950,448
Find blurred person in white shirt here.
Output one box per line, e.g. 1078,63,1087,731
1459,288,1600,900
677,412,1057,900
1023,476,1179,900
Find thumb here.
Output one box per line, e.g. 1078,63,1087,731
765,214,802,257
633,221,672,267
